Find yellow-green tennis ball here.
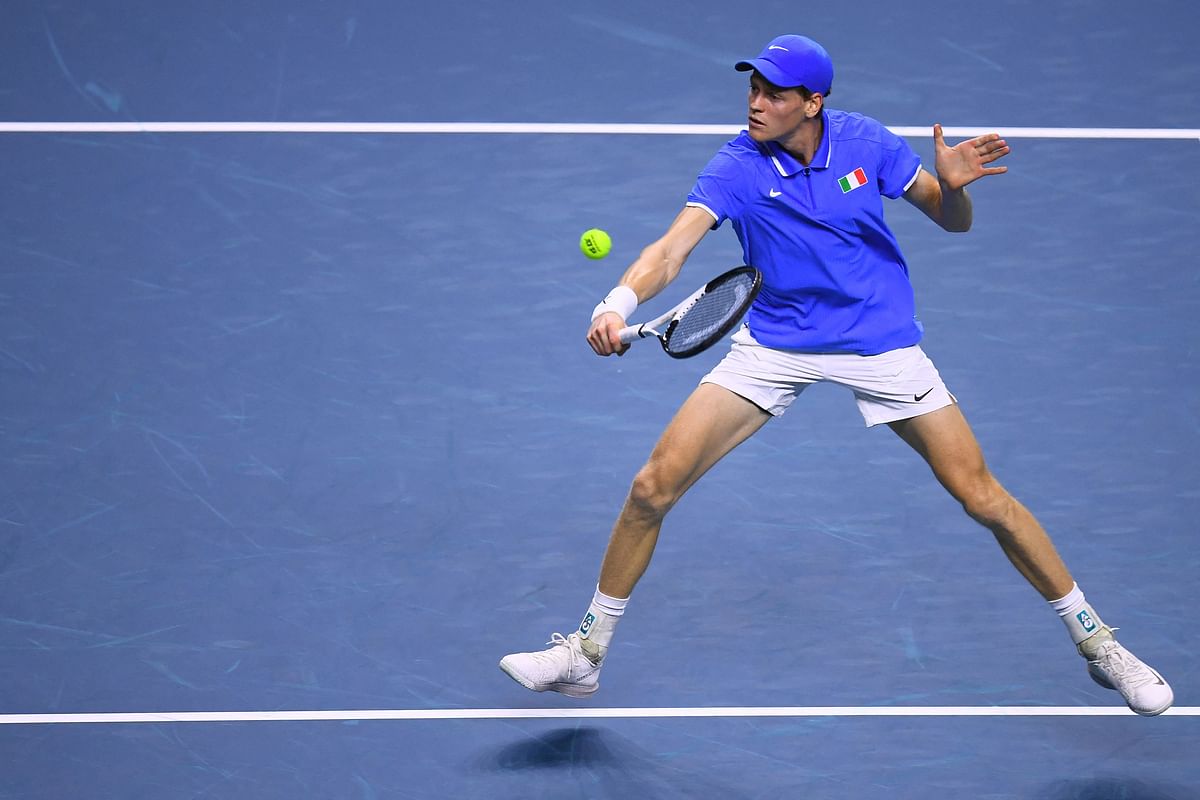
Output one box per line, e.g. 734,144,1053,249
580,228,612,259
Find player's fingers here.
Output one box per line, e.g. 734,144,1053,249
981,146,1010,164
604,322,626,355
932,123,945,147
587,318,624,356
973,135,1006,156
586,325,610,356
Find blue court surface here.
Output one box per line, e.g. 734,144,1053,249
2,2,1198,798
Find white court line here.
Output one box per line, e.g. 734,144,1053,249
1,706,1196,725
0,121,1199,139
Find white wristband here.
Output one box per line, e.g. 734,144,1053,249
591,285,638,323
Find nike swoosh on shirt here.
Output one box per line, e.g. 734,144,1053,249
769,189,782,198
914,388,934,402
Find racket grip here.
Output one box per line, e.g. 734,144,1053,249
617,324,648,344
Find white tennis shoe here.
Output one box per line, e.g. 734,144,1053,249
1079,628,1173,716
499,632,601,698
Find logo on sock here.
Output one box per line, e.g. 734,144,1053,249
579,612,595,637
1076,610,1097,633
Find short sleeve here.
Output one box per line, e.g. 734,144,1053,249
875,125,922,199
686,150,745,228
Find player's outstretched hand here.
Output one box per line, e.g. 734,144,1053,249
587,312,630,357
933,123,1010,191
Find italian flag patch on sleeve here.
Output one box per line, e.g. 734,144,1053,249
838,167,868,193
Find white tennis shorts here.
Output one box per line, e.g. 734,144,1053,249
701,327,956,427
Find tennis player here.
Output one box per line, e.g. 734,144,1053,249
500,35,1173,715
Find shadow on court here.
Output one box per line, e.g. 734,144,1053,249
1037,777,1195,800
481,726,751,799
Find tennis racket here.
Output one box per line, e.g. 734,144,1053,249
618,266,762,358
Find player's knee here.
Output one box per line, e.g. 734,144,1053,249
627,464,679,520
959,479,1014,530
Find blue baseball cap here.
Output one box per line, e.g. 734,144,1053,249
735,35,834,95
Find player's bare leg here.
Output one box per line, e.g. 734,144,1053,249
889,403,1173,715
597,383,772,599
499,383,768,696
888,403,1073,599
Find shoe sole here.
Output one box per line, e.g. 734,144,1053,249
1088,665,1174,717
498,659,599,698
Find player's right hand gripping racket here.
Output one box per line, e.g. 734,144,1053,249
618,266,762,358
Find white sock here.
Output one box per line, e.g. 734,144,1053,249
1048,582,1105,645
577,586,628,662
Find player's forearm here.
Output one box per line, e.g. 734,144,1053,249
936,181,973,232
615,206,712,303
619,240,687,303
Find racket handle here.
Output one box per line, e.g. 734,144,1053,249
617,324,651,344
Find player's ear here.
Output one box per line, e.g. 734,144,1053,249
806,92,824,119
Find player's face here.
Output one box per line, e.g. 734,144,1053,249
746,73,816,143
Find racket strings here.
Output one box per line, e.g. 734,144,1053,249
666,275,756,354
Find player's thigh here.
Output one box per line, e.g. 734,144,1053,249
888,404,993,500
644,382,770,495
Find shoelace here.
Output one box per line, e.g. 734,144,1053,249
1094,642,1156,689
544,632,602,670
527,632,588,677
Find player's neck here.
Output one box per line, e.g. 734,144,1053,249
776,114,823,166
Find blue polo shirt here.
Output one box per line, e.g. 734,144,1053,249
686,110,923,355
